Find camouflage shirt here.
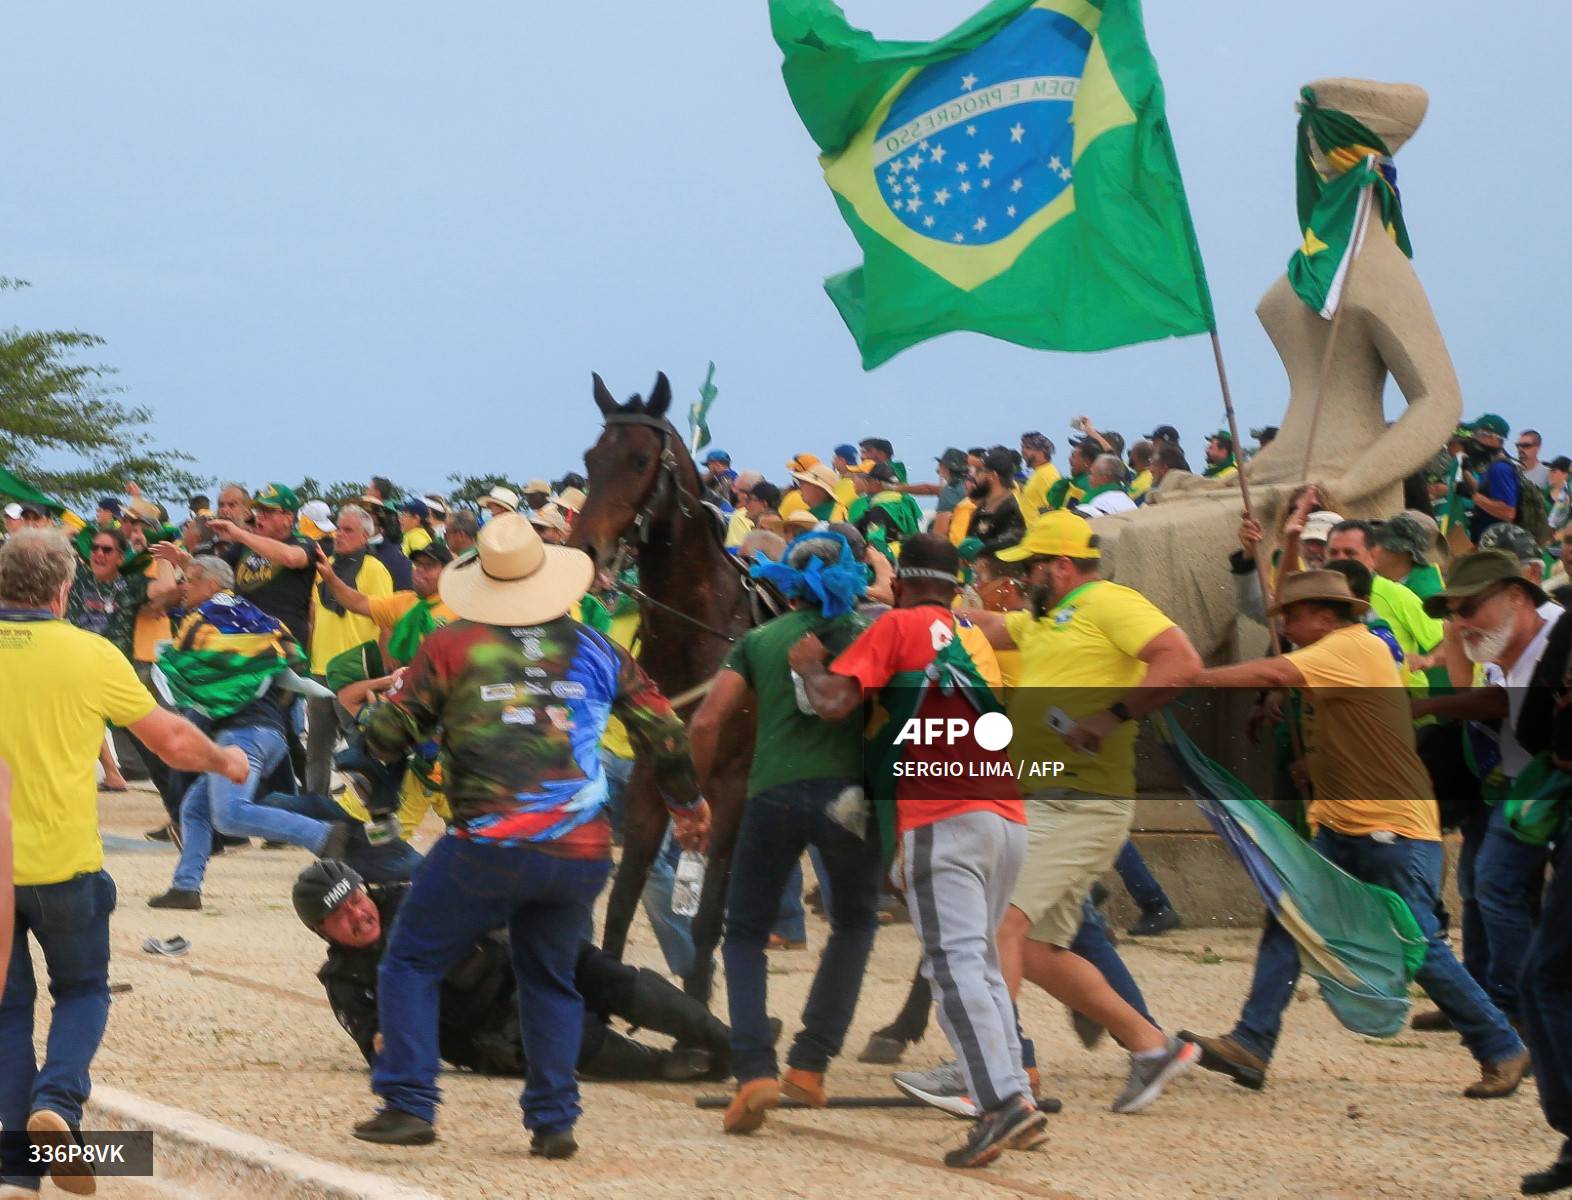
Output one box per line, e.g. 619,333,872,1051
366,616,699,859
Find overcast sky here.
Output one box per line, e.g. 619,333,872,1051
5,0,1568,505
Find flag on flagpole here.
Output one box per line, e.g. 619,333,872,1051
1153,710,1425,1037
770,0,1215,368
689,362,717,454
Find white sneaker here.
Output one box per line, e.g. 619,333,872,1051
1110,1036,1199,1114
893,1060,978,1119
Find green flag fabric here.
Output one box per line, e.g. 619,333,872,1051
154,594,308,720
1286,86,1411,318
1153,710,1425,1038
770,0,1214,368
688,361,717,454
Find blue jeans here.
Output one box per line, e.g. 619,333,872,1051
1468,801,1550,1019
260,792,426,883
1231,830,1523,1066
641,830,696,978
0,872,117,1189
1457,805,1490,991
722,779,882,1081
1520,835,1572,1139
172,724,333,892
373,835,610,1131
1114,841,1173,916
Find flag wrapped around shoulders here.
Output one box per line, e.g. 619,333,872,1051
1152,709,1425,1037
1286,85,1411,318
154,593,308,720
770,0,1214,367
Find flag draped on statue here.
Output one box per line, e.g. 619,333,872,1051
1153,710,1425,1038
770,0,1214,368
688,362,717,454
1286,85,1412,318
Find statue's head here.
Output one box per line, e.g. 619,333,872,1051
1303,78,1428,157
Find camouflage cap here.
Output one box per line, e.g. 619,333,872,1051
1372,513,1432,565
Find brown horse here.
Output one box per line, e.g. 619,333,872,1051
569,372,758,1007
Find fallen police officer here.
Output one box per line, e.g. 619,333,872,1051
294,860,734,1082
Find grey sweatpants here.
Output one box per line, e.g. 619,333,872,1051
901,809,1030,1114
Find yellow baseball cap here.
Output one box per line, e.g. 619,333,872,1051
995,510,1099,561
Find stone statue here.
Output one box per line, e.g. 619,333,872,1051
1096,77,1462,660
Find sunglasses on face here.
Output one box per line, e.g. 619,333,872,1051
1444,584,1508,621
91,543,118,554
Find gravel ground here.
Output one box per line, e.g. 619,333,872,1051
19,787,1551,1200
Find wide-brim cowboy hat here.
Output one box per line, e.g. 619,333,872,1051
1267,569,1370,618
790,463,841,494
439,513,592,626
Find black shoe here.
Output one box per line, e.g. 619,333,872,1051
1126,907,1182,937
660,1047,713,1082
145,824,174,843
148,888,201,910
858,1032,909,1065
261,839,290,849
353,1109,435,1146
943,1095,1045,1169
1070,1009,1106,1050
530,1128,577,1159
1523,1140,1572,1195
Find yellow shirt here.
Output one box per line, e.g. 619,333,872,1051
1285,623,1441,841
600,608,642,759
1018,463,1062,528
0,617,157,884
948,497,976,546
1004,580,1174,797
1128,469,1153,501
835,475,858,509
402,527,433,557
132,560,170,664
310,554,394,674
778,490,807,520
725,509,753,549
366,591,458,637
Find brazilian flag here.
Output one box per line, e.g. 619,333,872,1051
155,595,307,720
770,0,1214,368
1154,710,1426,1038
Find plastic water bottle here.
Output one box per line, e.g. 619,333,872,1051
672,850,706,917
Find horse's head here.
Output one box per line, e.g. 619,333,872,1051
569,371,697,568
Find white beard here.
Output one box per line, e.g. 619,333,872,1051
1462,618,1514,664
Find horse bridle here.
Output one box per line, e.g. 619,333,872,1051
599,411,738,645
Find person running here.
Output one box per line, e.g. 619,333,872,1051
964,511,1203,1113
351,513,709,1157
790,534,1047,1169
0,530,248,1195
1181,568,1529,1098
687,531,882,1135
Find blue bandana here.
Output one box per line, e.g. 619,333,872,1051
750,531,867,619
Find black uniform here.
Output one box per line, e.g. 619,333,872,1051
317,883,730,1079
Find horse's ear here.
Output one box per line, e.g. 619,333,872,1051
646,372,672,419
592,372,618,416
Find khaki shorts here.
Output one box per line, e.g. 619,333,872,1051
1010,788,1135,948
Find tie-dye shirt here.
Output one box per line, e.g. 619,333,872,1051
366,616,699,859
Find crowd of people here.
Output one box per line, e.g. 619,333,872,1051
1,409,1569,1190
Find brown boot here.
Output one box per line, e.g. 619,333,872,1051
1176,1031,1267,1090
722,1078,780,1134
1410,1008,1452,1032
1464,1050,1531,1099
781,1067,828,1107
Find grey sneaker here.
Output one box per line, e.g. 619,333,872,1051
892,1060,977,1119
1110,1036,1199,1114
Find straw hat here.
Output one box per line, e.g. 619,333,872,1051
527,504,569,534
784,509,819,530
1266,569,1370,617
482,486,520,513
439,513,592,626
791,463,841,495
556,487,587,513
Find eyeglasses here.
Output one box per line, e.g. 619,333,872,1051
1443,584,1507,621
91,543,118,554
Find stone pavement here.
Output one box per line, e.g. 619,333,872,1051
15,787,1553,1199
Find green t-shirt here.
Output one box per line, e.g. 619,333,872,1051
1400,563,1445,602
723,607,870,797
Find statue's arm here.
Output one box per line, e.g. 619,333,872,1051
1338,270,1463,504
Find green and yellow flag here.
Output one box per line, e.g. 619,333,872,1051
770,0,1214,368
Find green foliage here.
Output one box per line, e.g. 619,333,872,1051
446,471,523,508
0,277,209,510
291,476,367,507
